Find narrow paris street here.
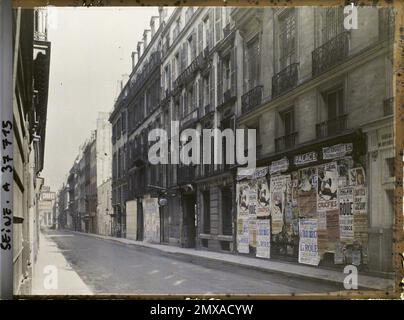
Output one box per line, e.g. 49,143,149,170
41,230,343,295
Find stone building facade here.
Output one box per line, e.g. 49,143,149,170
109,6,394,273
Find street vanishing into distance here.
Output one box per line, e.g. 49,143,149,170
44,230,344,295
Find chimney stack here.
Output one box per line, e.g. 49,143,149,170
137,41,144,58
131,51,138,70
143,29,151,49
158,7,167,25
150,16,159,37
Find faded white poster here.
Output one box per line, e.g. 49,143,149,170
143,197,160,243
339,187,354,241
298,219,320,266
256,219,271,259
237,218,249,254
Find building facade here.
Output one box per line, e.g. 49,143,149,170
1,6,51,295
109,6,395,274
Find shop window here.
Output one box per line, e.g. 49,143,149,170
202,191,210,234
221,187,232,236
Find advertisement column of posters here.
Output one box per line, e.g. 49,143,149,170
270,175,287,235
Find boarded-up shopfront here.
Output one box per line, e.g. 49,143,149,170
236,135,370,268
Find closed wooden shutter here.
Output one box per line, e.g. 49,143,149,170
210,65,215,108
209,9,214,49
230,46,236,96
198,78,203,108
198,22,203,54
217,59,222,105
215,8,222,43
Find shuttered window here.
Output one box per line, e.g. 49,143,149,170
246,36,260,91
279,9,296,70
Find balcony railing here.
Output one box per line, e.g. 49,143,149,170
173,24,180,41
178,165,195,185
198,103,214,120
132,144,148,166
316,114,348,139
312,32,349,77
223,23,231,39
275,132,298,152
383,97,394,116
272,63,299,98
181,108,199,129
241,85,263,114
173,56,200,89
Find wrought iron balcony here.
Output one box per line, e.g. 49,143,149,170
272,63,299,98
180,108,199,129
316,114,348,139
173,57,199,89
223,23,231,39
383,97,393,116
275,132,298,152
173,24,180,41
198,103,214,120
241,85,263,114
132,144,148,166
312,32,349,77
178,165,195,185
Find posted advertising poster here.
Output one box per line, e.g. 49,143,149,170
297,167,317,218
353,186,367,215
237,218,249,254
248,180,257,217
337,157,354,187
339,187,354,241
317,162,339,211
298,219,320,266
256,219,271,259
248,217,257,248
350,167,366,186
256,176,271,218
270,175,287,234
143,197,160,243
236,181,250,218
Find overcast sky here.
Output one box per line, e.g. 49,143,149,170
42,7,172,192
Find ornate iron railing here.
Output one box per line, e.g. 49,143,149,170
272,63,299,98
312,32,349,77
241,85,263,114
275,132,298,152
316,114,348,139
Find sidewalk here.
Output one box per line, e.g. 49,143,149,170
32,231,93,295
73,231,394,291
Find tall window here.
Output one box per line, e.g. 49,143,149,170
279,9,296,70
215,8,222,43
321,7,344,43
325,87,344,120
280,108,295,137
246,36,260,91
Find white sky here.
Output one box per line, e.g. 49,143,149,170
42,7,171,192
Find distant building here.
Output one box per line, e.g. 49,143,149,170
38,186,56,229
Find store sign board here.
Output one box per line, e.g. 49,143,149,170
322,143,353,160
